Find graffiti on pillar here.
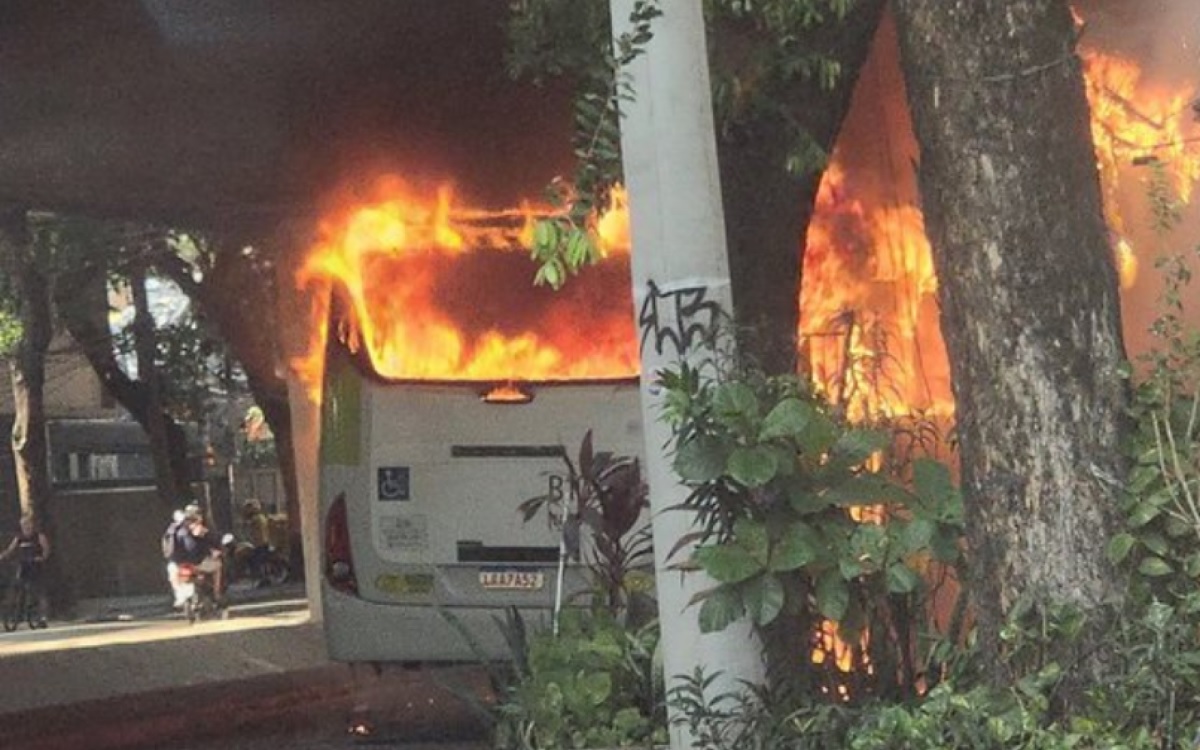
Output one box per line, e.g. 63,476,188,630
638,280,723,358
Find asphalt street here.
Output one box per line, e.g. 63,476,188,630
0,588,495,750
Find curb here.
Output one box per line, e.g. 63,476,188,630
0,664,354,750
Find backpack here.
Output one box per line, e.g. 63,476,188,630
161,521,181,560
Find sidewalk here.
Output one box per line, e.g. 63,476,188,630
0,588,493,749
73,580,308,623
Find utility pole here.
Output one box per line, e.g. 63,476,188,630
610,2,765,747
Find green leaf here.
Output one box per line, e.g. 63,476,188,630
743,574,786,626
901,518,936,552
727,446,778,488
769,522,821,571
913,458,956,508
758,398,814,441
839,558,865,580
785,482,825,514
831,429,890,465
1128,501,1163,529
694,544,761,584
1185,552,1200,578
1127,465,1160,493
674,436,729,483
579,670,613,706
733,517,770,564
816,569,850,621
1140,532,1170,556
713,382,759,421
886,563,921,594
1165,515,1194,538
798,410,838,455
532,219,558,251
822,474,907,507
1138,556,1174,577
1106,532,1137,564
697,587,743,633
564,230,591,268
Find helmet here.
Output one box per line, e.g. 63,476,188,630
242,498,263,516
183,502,202,520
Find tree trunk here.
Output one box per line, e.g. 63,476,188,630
713,1,887,375
54,254,193,508
893,0,1128,704
0,206,60,609
129,262,192,503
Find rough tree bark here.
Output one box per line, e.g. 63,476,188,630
0,206,59,607
892,0,1128,704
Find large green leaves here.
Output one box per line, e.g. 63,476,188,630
698,587,743,633
693,544,760,584
759,397,814,441
728,446,779,488
674,435,730,483
816,569,850,621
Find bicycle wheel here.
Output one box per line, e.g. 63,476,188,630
4,585,26,632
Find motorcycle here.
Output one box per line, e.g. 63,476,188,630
176,556,225,624
223,533,290,588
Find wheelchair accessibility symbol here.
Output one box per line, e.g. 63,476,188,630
377,467,411,501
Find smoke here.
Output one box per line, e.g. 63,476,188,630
1076,0,1200,83
1077,0,1200,361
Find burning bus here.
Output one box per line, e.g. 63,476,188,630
299,180,643,661
295,13,1199,662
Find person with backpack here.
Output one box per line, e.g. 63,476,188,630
170,503,226,608
163,508,188,607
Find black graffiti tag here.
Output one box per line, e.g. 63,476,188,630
638,280,723,358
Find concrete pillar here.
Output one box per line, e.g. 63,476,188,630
610,1,765,746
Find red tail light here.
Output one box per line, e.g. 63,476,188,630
325,493,358,595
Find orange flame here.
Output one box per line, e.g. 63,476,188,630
799,161,952,422
1082,47,1200,289
292,178,638,396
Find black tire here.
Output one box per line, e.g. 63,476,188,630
262,557,290,587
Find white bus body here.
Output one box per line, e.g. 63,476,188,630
318,342,643,662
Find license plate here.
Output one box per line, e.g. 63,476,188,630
479,569,545,590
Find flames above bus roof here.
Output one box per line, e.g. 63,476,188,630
293,179,639,389
292,9,1199,416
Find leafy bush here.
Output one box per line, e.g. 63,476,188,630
494,609,665,750
657,360,964,700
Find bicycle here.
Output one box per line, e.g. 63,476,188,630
3,572,47,632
